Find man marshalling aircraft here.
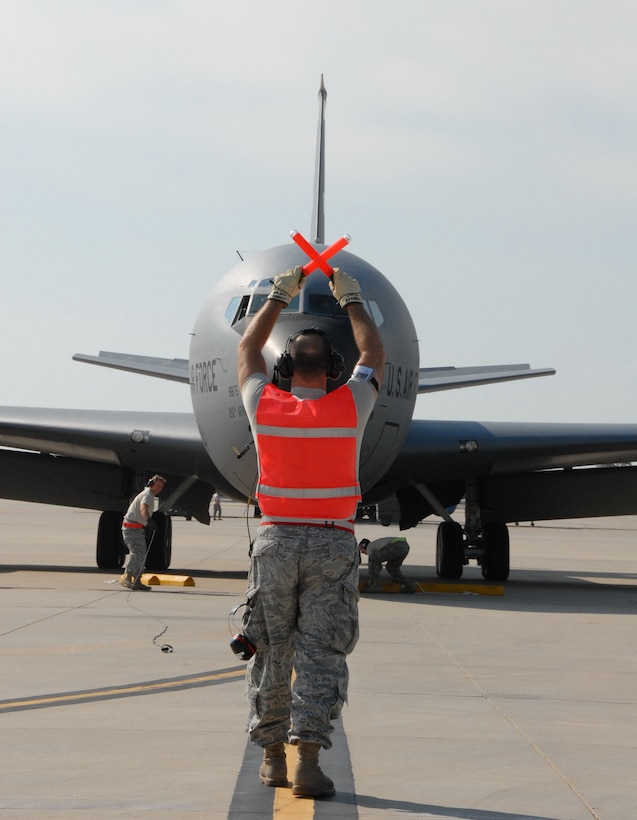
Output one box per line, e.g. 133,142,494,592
3,78,637,583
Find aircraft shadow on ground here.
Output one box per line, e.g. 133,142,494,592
350,793,558,820
357,565,637,616
1,563,636,615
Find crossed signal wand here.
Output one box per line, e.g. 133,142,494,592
290,230,351,276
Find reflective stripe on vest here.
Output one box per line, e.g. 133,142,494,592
254,383,361,520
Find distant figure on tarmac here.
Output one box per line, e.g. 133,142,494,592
359,536,415,593
212,492,222,520
120,474,166,591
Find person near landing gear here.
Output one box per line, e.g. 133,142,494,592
359,536,415,593
119,474,166,591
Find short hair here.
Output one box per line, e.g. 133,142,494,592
148,474,166,486
290,330,332,378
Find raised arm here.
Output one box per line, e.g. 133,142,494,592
237,266,304,388
345,302,385,384
237,299,284,388
330,269,385,387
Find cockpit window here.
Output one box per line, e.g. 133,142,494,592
226,292,301,326
305,292,343,317
248,292,300,315
225,296,244,325
226,291,384,327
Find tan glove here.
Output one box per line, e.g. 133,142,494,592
329,268,363,308
268,266,305,305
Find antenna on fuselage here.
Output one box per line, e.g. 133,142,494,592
311,75,327,244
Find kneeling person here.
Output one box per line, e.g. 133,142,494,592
359,536,415,592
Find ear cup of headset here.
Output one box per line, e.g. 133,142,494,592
326,350,345,380
276,350,294,380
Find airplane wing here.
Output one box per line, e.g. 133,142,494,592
0,407,222,524
72,351,190,383
372,417,637,529
72,354,555,392
418,364,555,393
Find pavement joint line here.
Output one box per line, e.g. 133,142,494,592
0,666,245,713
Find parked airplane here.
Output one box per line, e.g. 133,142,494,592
3,78,637,582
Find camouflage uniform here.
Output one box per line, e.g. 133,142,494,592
242,524,359,750
240,371,375,751
121,487,154,579
121,527,147,579
365,536,410,584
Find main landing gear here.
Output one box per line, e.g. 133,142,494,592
434,479,510,581
414,479,511,582
96,511,126,570
435,519,510,582
95,511,172,571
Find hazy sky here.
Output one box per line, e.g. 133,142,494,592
2,1,636,424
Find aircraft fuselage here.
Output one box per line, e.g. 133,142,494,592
188,242,419,503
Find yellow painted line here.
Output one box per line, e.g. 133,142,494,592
414,581,504,596
359,580,504,596
274,786,314,816
271,670,314,817
0,668,244,713
141,573,195,586
273,745,313,817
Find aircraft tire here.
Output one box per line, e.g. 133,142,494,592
96,510,126,569
436,521,464,579
481,522,510,582
145,512,172,571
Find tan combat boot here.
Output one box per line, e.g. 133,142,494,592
292,741,335,798
259,741,288,787
119,572,151,591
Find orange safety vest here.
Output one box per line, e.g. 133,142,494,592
254,383,361,522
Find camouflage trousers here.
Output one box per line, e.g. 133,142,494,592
242,524,359,750
368,541,410,584
121,527,147,579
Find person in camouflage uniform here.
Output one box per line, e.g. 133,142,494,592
119,474,165,591
359,536,415,593
237,264,385,798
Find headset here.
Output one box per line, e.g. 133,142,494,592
275,327,345,381
228,601,256,661
229,632,256,661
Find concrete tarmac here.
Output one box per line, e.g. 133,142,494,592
1,499,636,819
